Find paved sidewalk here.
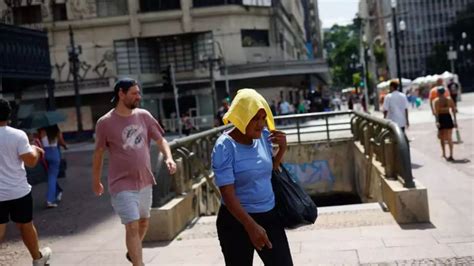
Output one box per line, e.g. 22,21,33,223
9,139,474,265
3,95,474,265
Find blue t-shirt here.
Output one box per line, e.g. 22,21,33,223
212,129,275,213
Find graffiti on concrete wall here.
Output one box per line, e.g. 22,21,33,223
53,50,113,82
283,160,335,187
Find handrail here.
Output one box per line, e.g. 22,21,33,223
152,110,415,208
152,124,231,207
351,111,415,188
274,111,353,143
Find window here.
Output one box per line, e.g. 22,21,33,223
12,5,42,25
114,32,214,74
139,39,159,74
96,0,128,17
193,32,214,66
241,30,269,47
114,39,139,75
193,0,242,8
159,32,213,72
52,3,67,21
140,0,181,12
158,36,194,72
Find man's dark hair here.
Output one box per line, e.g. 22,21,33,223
389,80,399,90
0,98,12,122
111,78,139,105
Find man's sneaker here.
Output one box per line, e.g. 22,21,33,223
32,247,52,266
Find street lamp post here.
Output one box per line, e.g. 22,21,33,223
349,53,359,90
362,35,371,112
200,56,221,117
459,32,472,70
447,32,472,101
68,25,83,134
390,0,405,92
213,40,230,97
447,46,458,75
202,39,230,117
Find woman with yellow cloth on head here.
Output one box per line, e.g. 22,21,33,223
212,89,293,266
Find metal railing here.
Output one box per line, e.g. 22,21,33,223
162,115,214,133
152,110,415,207
152,124,231,207
274,111,353,143
350,111,415,188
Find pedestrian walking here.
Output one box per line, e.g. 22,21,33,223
215,99,230,127
92,78,177,266
212,88,293,266
383,80,410,133
433,87,457,161
0,99,52,265
279,99,291,125
447,79,459,108
429,78,449,116
37,125,67,208
181,111,195,136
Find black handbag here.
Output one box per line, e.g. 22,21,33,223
271,164,318,229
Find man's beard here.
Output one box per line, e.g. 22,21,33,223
125,100,139,110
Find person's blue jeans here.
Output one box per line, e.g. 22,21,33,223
45,147,61,203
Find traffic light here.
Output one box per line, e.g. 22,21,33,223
359,81,365,87
161,65,172,88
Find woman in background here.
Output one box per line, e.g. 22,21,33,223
38,125,67,208
433,87,457,161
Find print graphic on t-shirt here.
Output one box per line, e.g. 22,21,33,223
122,124,145,150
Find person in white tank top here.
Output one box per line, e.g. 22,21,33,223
37,125,67,208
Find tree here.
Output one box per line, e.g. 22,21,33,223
372,41,386,65
323,21,361,89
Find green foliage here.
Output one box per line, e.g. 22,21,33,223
373,42,386,65
324,23,361,88
352,72,361,86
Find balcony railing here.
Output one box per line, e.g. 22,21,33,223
0,23,51,80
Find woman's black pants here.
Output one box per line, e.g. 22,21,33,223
216,205,293,266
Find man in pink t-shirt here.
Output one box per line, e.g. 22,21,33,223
92,78,176,265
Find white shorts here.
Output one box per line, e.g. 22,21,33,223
111,186,153,224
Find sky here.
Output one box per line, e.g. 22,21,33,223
318,0,360,29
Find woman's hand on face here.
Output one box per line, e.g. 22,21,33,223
269,130,287,149
245,222,273,251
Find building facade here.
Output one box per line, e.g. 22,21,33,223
302,0,323,59
0,0,329,132
360,0,473,81
0,23,52,125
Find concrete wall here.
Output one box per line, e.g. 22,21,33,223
146,137,430,241
353,142,430,224
283,139,355,196
283,139,430,224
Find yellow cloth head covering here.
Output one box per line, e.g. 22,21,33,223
222,88,275,134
